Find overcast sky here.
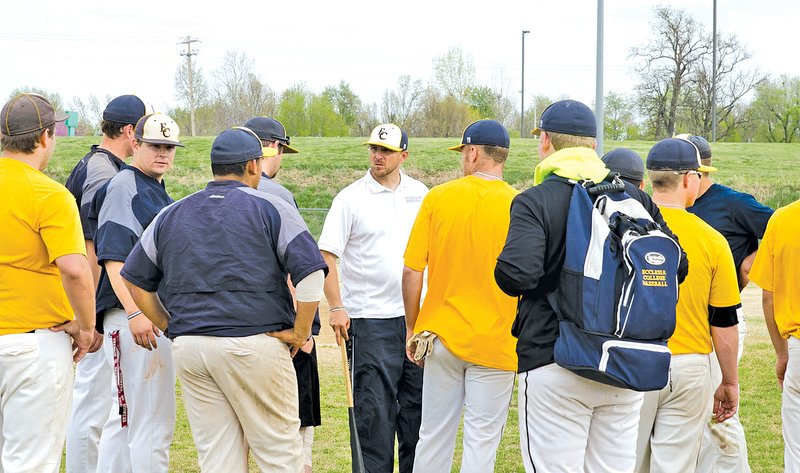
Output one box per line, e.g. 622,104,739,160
2,0,797,115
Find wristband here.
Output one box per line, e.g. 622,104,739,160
329,306,347,312
127,310,142,320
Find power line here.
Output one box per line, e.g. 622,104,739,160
178,36,200,137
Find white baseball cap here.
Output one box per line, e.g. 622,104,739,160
364,123,408,152
134,113,184,147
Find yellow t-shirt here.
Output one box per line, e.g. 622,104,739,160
404,176,519,371
659,207,741,354
750,201,800,339
0,157,86,334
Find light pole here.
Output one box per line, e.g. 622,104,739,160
712,0,717,142
595,0,604,155
521,30,530,138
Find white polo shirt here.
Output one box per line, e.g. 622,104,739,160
319,170,428,319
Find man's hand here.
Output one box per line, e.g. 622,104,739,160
405,328,422,367
712,382,739,423
51,320,94,363
268,329,311,357
329,310,350,346
88,330,104,353
129,314,160,351
300,337,314,354
777,354,789,390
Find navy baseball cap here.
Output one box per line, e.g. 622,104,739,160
602,148,644,182
674,133,713,160
211,127,278,165
242,116,298,153
646,138,717,172
103,95,146,124
1,93,68,136
448,119,510,151
532,99,597,138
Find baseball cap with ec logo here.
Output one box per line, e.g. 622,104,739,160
134,113,184,147
364,123,408,152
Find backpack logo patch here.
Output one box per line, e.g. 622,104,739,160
645,252,665,265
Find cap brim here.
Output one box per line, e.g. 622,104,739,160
282,143,299,154
447,144,465,152
139,138,185,148
54,111,69,123
261,146,279,158
531,127,542,136
363,140,404,152
698,164,718,173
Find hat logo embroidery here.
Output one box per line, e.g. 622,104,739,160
160,123,171,138
378,127,388,140
466,137,471,143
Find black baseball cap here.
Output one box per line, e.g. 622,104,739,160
448,119,510,151
602,148,644,182
646,138,717,172
103,95,146,124
532,99,597,138
675,134,712,160
211,128,268,164
1,93,68,136
242,117,298,154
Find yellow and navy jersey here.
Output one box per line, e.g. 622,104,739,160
658,207,740,355
750,201,800,339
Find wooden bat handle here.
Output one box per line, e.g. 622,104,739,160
340,341,355,407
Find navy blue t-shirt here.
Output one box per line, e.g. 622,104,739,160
687,183,774,272
121,180,328,339
93,165,173,327
65,146,125,240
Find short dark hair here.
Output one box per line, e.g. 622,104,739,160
211,160,255,177
0,125,55,154
101,119,132,139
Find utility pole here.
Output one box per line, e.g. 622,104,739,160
521,30,530,138
178,36,200,137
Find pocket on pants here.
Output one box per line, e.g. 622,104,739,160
0,339,38,358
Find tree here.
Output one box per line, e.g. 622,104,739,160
681,32,763,140
416,89,480,137
631,6,707,138
6,87,63,111
604,92,638,141
175,58,209,136
212,50,275,126
747,76,800,143
67,96,100,136
381,75,424,133
323,81,362,133
432,46,476,98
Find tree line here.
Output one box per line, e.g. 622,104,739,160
9,6,800,143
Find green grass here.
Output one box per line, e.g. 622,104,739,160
47,136,797,472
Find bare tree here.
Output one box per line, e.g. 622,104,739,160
174,59,209,111
212,50,275,125
432,46,476,98
631,6,707,138
381,75,424,132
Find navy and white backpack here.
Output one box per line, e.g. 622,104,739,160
548,175,682,391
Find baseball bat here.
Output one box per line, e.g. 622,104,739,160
340,340,366,473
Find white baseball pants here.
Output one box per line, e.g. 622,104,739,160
519,363,644,473
698,308,750,473
65,346,113,473
96,309,175,473
0,330,73,473
783,336,800,473
412,338,515,473
172,334,303,473
637,353,712,473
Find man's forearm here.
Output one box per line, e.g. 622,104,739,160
402,266,423,331
711,325,740,385
321,251,344,307
56,253,96,332
294,301,318,341
106,260,138,314
763,290,787,359
124,281,170,331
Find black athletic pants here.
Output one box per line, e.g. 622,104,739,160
348,316,423,473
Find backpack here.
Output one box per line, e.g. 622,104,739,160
548,175,681,392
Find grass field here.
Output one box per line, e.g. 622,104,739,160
46,136,799,472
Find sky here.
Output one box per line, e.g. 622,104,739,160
2,0,798,115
